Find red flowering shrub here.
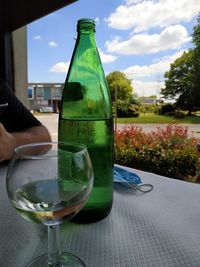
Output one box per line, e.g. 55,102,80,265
114,124,200,181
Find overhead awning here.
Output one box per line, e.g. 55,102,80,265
0,0,77,86
1,0,77,32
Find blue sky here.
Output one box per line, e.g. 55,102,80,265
28,0,200,97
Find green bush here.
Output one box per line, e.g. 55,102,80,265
158,104,175,115
113,100,140,117
114,124,200,182
140,104,158,114
174,111,186,118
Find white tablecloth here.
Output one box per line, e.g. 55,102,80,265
1,163,200,267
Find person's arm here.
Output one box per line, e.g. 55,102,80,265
0,122,51,162
0,80,52,161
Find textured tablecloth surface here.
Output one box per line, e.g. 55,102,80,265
1,163,200,267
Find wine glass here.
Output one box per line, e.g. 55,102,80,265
6,141,93,267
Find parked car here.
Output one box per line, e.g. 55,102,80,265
39,107,53,113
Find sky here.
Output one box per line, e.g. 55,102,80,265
27,0,200,97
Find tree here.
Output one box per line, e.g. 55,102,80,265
161,50,194,114
106,71,133,102
191,14,200,109
193,14,200,48
106,71,140,117
161,14,200,114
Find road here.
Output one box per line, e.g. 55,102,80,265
36,114,200,141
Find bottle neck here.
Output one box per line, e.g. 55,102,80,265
77,29,95,36
75,19,96,51
76,30,96,47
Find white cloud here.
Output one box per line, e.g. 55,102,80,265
132,80,165,97
123,50,188,96
107,0,200,32
49,41,58,47
33,35,41,40
49,62,70,73
95,17,100,25
106,25,191,55
99,49,117,63
126,0,143,5
122,50,187,79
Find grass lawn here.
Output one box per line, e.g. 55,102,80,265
117,113,200,124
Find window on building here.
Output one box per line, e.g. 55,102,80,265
36,87,44,99
27,87,34,99
51,87,62,100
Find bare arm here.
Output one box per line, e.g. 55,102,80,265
0,123,51,162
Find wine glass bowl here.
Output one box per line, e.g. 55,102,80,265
6,142,93,267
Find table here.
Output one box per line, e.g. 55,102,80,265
1,162,200,267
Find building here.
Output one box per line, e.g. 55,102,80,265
139,97,157,105
28,83,64,113
0,0,76,106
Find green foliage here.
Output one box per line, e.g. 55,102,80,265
114,99,139,117
192,13,200,109
162,15,200,114
139,104,158,114
106,71,133,102
161,50,195,113
193,14,200,48
158,104,175,115
106,72,139,117
174,111,186,118
114,124,200,182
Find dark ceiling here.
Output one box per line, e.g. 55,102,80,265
0,0,77,33
0,0,77,86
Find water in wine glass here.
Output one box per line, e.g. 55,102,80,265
12,178,88,225
6,142,93,267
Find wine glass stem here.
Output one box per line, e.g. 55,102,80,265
48,225,61,266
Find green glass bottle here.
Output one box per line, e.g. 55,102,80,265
58,18,114,223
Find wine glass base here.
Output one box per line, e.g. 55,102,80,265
26,252,86,267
